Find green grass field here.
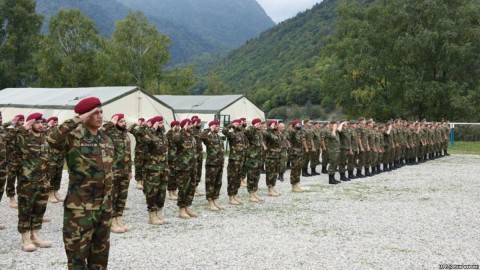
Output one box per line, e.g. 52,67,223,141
449,141,480,155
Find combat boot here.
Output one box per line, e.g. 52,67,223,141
248,192,259,203
9,196,18,208
328,174,340,185
195,187,205,196
208,199,220,210
286,161,291,170
321,166,328,174
253,192,264,202
291,184,304,193
233,195,244,204
21,232,36,252
260,165,266,174
240,178,247,188
31,230,52,248
136,181,143,190
111,217,126,233
272,187,281,196
365,167,371,177
356,168,364,178
48,191,59,203
156,208,170,224
267,186,279,197
311,168,320,176
340,172,349,181
302,168,311,177
348,170,355,179
178,208,190,219
213,199,225,210
42,216,51,223
228,196,240,205
117,216,132,231
149,211,164,225
278,173,284,182
0,223,4,230
185,206,198,218
168,190,178,200
54,191,64,202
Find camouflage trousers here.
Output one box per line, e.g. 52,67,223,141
279,149,288,173
227,160,243,196
176,168,196,208
144,169,168,212
63,207,112,270
266,158,282,187
134,157,145,182
383,148,391,164
17,179,49,233
6,164,19,198
290,154,303,185
322,149,329,167
338,149,348,173
205,165,223,200
302,149,317,169
167,162,177,191
194,154,203,187
0,162,6,202
372,151,379,167
112,171,130,217
48,161,64,192
357,150,366,170
327,151,339,175
347,152,358,171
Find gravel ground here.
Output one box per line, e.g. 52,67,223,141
1,154,479,270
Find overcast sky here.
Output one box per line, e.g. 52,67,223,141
256,0,324,23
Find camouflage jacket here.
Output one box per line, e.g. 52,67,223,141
324,128,340,153
128,123,147,163
134,126,168,171
5,124,21,167
303,127,314,149
244,126,263,167
172,129,197,171
264,128,283,159
45,128,65,168
339,127,352,150
166,129,179,164
102,122,132,173
192,126,204,154
350,128,359,152
0,126,6,164
356,126,368,150
367,128,376,151
222,126,247,161
47,117,114,211
287,128,305,156
16,127,49,183
201,129,224,166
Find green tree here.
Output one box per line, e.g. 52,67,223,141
322,0,480,121
204,72,230,95
35,9,105,87
0,0,43,88
105,11,170,90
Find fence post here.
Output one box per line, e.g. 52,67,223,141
450,124,455,147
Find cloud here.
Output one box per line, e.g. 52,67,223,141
257,0,323,23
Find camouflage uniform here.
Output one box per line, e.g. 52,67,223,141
312,126,322,171
0,125,7,203
356,125,369,175
279,131,289,174
103,122,132,218
15,126,50,233
134,125,168,213
5,123,21,198
264,127,283,187
222,126,247,196
48,117,114,270
320,126,329,172
338,127,351,175
172,129,197,208
45,128,65,194
347,126,359,177
201,129,224,199
192,126,204,188
302,126,315,173
325,127,340,175
244,126,263,192
287,128,306,185
166,129,179,193
128,124,146,185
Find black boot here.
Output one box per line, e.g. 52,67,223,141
278,173,284,182
372,167,377,174
348,170,356,179
376,165,382,173
321,166,328,174
260,165,266,174
340,172,349,181
302,168,311,177
311,168,320,176
286,161,291,170
328,174,340,185
356,168,364,178
365,166,371,177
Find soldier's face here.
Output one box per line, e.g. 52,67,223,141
85,109,103,129
278,123,285,132
32,120,43,133
18,119,25,126
118,119,126,128
52,120,58,126
211,125,219,133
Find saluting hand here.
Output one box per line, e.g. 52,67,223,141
23,119,35,130
111,115,119,125
79,108,101,123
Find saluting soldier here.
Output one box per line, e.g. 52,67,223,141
243,118,265,202
166,121,180,200
287,121,306,192
0,112,7,229
45,117,65,204
191,116,205,196
301,119,315,177
5,113,24,208
264,121,285,196
128,118,147,190
347,120,359,179
325,121,344,184
338,120,352,181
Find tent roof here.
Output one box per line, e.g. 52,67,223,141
155,95,244,113
0,86,164,109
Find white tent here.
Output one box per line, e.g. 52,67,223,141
0,87,175,125
155,94,265,126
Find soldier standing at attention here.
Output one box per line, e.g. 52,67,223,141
128,118,146,191
48,97,114,269
0,112,7,229
338,120,352,181
45,117,65,203
347,120,359,179
356,117,369,178
278,123,290,182
222,119,247,205
320,123,329,174
239,117,249,188
103,114,133,232
312,121,322,175
166,121,180,200
200,120,226,210
5,114,24,208
14,113,52,252
173,119,198,219
191,116,205,196
301,119,315,177
288,121,306,192
243,118,265,202
264,121,284,196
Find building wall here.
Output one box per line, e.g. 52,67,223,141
220,97,265,123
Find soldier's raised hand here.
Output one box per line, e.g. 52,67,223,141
23,119,35,130
111,115,119,125
79,108,101,123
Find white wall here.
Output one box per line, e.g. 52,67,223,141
220,97,265,123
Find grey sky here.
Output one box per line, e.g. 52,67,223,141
256,0,324,23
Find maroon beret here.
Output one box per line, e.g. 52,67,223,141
208,120,220,127
193,118,201,124
291,120,300,127
240,117,246,121
146,118,153,123
267,120,278,126
26,112,42,122
251,118,261,125
41,118,47,123
191,115,198,121
15,114,25,120
170,120,180,127
151,116,164,125
231,119,241,124
47,117,58,122
180,119,191,128
113,113,124,121
74,97,101,115
138,117,145,122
